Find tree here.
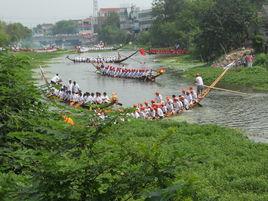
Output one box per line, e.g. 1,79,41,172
97,13,128,44
0,22,9,46
52,20,78,35
147,0,262,59
5,23,32,43
195,0,258,60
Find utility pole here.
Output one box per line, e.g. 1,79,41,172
92,0,98,36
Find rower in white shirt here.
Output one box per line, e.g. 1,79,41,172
94,92,103,104
185,91,193,104
67,80,73,91
51,74,62,84
155,92,163,103
149,107,156,119
101,92,110,103
72,81,80,93
189,87,198,101
173,98,181,114
157,107,164,119
182,97,190,110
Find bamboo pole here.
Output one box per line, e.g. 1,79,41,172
203,85,247,95
39,66,49,85
200,66,231,100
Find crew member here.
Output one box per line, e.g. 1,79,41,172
72,81,80,93
155,92,163,103
51,74,62,84
195,73,204,97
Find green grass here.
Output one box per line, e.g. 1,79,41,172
184,66,268,92
10,50,73,67
106,120,268,200
157,53,268,92
158,55,205,71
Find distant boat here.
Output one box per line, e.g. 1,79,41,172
91,63,166,82
77,44,124,53
11,47,58,53
66,50,138,64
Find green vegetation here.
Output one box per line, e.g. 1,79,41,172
254,53,268,70
142,0,265,60
158,55,205,70
157,53,268,92
0,21,32,46
184,65,268,92
52,20,79,35
97,13,129,45
1,51,268,200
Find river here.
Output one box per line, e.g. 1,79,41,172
34,51,268,143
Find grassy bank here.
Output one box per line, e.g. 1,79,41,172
184,66,268,92
1,52,268,200
11,50,73,67
158,54,268,92
158,55,205,70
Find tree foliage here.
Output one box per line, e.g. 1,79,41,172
146,0,265,60
0,21,31,46
5,23,32,42
97,13,128,44
195,0,258,60
52,20,79,35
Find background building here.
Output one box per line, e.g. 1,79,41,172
138,9,153,31
97,6,153,33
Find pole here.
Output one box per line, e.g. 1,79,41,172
40,66,49,85
203,85,247,95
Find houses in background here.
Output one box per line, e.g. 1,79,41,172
32,5,154,47
33,5,153,36
97,6,153,33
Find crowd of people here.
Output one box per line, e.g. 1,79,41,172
70,55,118,63
96,64,155,79
132,89,199,119
49,74,117,107
212,48,254,68
132,74,204,119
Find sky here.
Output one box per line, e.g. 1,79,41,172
0,0,153,27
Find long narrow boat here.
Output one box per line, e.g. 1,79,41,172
39,67,121,110
66,50,138,64
77,44,124,53
133,65,231,119
12,47,58,53
144,48,190,55
34,48,58,53
91,63,166,82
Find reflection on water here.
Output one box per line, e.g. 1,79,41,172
34,51,268,142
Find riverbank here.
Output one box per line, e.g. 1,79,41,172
1,51,268,200
158,54,205,70
10,49,74,67
158,54,268,92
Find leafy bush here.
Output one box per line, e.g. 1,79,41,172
254,53,268,70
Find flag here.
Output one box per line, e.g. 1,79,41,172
139,48,146,56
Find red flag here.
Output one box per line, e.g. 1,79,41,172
139,48,146,56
